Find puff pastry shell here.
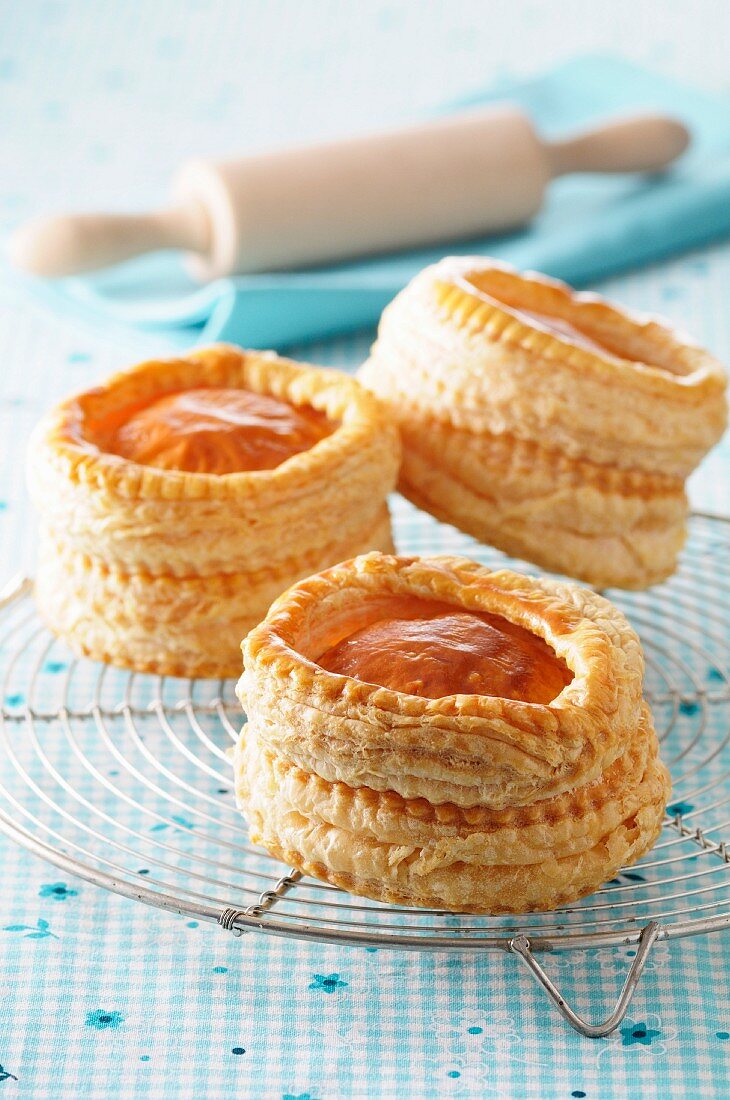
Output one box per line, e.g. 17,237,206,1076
234,552,670,913
28,346,400,677
359,257,727,588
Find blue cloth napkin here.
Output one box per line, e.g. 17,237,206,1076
30,54,730,349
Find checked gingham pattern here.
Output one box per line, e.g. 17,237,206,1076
2,2,730,1096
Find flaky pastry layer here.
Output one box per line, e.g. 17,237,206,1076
28,346,400,677
235,714,668,913
359,257,727,588
399,424,685,589
35,506,393,678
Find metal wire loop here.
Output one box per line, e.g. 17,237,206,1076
218,908,249,937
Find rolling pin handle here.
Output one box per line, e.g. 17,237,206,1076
7,202,210,278
545,113,690,178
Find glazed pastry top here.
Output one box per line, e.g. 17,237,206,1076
317,594,572,703
87,386,333,474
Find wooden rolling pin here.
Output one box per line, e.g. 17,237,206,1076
9,106,690,281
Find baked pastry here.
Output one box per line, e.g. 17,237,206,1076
359,256,728,588
235,552,670,913
28,346,400,677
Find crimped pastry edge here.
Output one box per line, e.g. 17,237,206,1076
31,344,400,502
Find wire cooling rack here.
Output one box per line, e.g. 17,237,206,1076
1,504,729,1037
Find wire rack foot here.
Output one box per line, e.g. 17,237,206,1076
509,921,662,1037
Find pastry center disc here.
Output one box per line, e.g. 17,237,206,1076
317,596,572,703
98,387,333,473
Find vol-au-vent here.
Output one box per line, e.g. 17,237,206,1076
359,256,728,588
234,552,670,914
27,345,400,678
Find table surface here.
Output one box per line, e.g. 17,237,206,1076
1,2,730,1097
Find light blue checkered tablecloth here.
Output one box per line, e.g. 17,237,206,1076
1,3,729,1097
